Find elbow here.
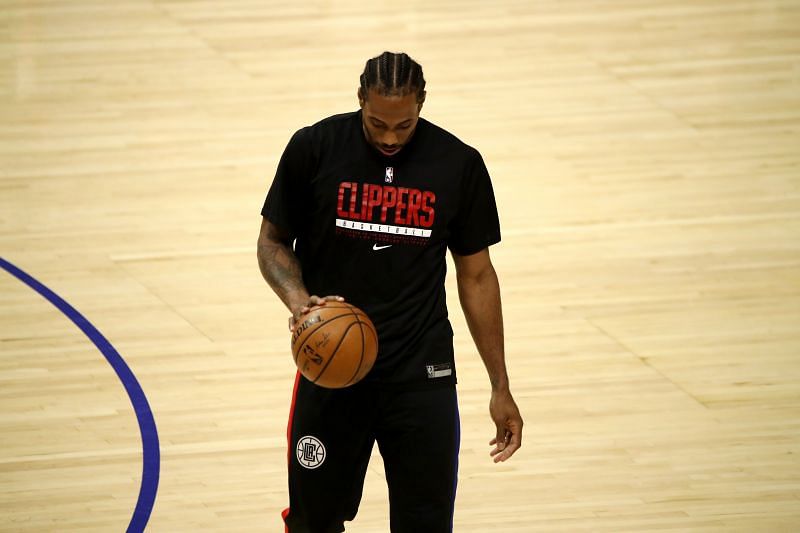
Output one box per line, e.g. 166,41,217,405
458,262,496,287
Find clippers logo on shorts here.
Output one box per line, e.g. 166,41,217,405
426,363,452,379
335,181,436,247
296,435,326,469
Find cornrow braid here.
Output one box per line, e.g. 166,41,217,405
359,51,426,102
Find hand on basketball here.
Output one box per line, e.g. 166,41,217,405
289,295,345,331
489,389,523,463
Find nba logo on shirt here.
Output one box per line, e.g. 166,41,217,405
385,167,394,183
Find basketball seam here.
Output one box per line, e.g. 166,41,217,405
312,321,362,385
292,303,367,353
292,312,356,363
343,308,367,387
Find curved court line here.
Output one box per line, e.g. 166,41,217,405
0,257,160,533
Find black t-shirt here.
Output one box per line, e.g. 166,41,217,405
262,111,500,387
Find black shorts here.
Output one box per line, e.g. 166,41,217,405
282,372,461,533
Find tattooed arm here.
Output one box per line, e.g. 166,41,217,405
257,217,343,330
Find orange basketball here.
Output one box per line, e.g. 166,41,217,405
290,302,378,388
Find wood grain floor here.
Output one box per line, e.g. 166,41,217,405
1,0,799,531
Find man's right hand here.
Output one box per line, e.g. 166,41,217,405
289,295,346,331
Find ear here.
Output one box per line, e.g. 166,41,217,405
357,88,366,108
417,91,426,111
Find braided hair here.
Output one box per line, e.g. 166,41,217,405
359,52,426,103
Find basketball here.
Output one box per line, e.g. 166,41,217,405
291,302,378,388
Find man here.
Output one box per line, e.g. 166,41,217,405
257,51,522,533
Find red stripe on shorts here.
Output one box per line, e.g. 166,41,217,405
282,507,291,533
282,371,302,531
286,370,301,460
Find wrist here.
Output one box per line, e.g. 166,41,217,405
490,377,510,393
287,293,311,316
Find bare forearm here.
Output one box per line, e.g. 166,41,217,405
453,249,522,461
257,239,309,314
457,265,509,392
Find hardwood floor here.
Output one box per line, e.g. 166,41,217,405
1,1,798,530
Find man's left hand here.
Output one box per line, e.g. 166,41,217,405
489,389,523,463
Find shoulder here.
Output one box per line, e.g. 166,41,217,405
313,111,358,128
282,112,358,160
303,111,359,139
418,118,483,163
287,111,359,153
418,119,492,186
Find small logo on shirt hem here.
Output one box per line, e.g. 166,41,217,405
426,363,453,379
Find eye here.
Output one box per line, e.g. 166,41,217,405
397,124,411,130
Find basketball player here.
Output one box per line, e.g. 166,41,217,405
257,52,523,532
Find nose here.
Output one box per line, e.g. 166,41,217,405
381,131,399,146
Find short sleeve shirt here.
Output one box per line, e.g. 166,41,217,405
262,111,500,387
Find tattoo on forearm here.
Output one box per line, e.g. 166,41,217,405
258,241,306,306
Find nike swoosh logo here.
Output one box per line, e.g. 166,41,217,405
372,244,392,251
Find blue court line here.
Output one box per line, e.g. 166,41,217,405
0,257,160,533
